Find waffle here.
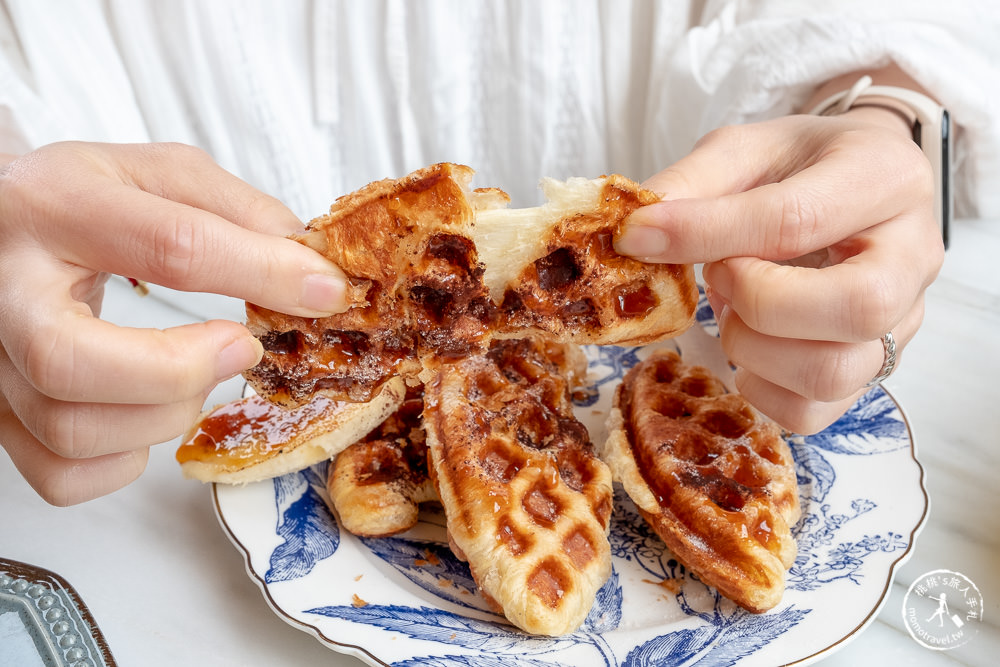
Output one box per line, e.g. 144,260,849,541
244,163,696,408
479,173,696,347
244,163,486,407
327,387,437,537
423,336,613,635
175,377,405,484
600,349,800,613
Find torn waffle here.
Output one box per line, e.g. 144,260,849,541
478,174,696,346
423,336,613,636
176,377,405,484
244,163,697,408
600,349,800,613
327,386,437,537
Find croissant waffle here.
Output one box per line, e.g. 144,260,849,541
423,337,614,636
327,388,437,537
244,163,697,408
175,377,405,485
600,349,800,613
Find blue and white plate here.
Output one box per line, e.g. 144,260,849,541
214,291,928,666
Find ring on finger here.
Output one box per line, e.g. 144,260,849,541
865,331,897,388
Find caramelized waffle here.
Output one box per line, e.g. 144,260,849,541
244,163,697,407
480,174,696,346
327,387,437,537
245,163,486,407
600,349,800,613
423,336,613,636
176,378,406,484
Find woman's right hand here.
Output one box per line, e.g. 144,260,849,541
0,141,349,505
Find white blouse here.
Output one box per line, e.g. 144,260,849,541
1,0,997,319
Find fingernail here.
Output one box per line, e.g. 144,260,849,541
216,336,264,382
704,260,733,302
300,272,348,315
704,284,724,318
614,225,669,259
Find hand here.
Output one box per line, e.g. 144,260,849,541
0,141,349,504
616,110,944,434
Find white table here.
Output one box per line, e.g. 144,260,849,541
2,219,997,666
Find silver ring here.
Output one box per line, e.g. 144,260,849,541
866,331,897,387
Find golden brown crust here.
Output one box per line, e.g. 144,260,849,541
327,390,438,538
423,337,613,636
175,377,406,485
244,164,696,408
245,163,488,407
599,349,800,613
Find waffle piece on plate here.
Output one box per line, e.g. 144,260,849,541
175,377,405,484
600,349,800,613
327,387,437,537
423,336,613,636
244,163,697,408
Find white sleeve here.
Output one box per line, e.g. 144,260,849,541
0,0,153,153
644,0,1000,218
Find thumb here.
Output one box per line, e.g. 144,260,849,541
615,118,823,262
616,134,752,260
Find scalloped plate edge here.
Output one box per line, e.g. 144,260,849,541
212,487,390,666
787,387,929,666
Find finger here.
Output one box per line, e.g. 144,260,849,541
640,117,838,200
618,122,931,263
1,400,148,506
702,214,942,342
9,316,260,405
111,142,307,235
0,346,207,458
619,121,817,260
714,298,924,403
618,126,782,261
4,145,348,317
733,369,866,436
57,185,347,316
0,265,261,404
15,393,207,460
43,141,306,236
74,272,110,317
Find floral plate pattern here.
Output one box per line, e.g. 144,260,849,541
214,289,928,666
